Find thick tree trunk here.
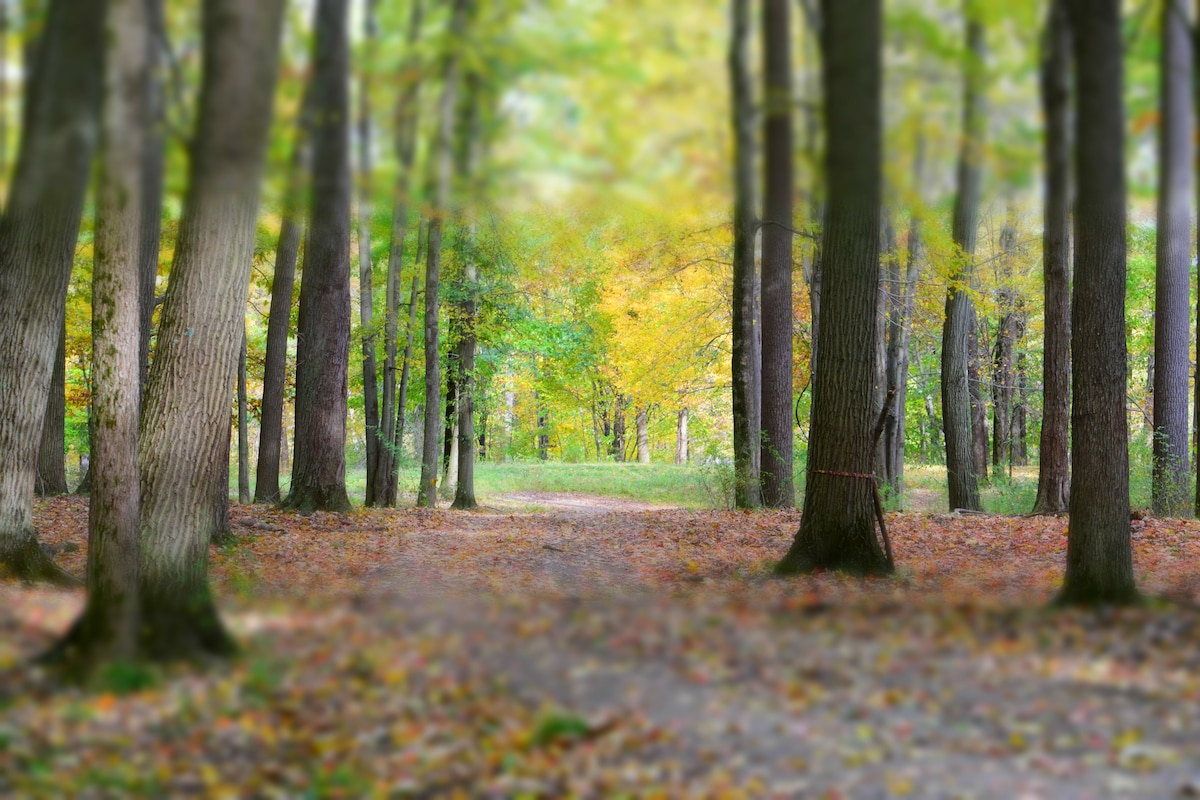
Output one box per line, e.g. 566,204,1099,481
379,0,424,507
255,83,314,505
1058,0,1136,606
636,407,651,464
35,323,68,496
47,0,146,672
237,331,250,504
676,407,689,465
359,0,381,507
778,0,889,577
138,0,285,657
286,0,352,515
1033,0,1071,515
760,0,795,508
940,13,985,512
0,0,102,583
729,0,761,508
1152,0,1193,517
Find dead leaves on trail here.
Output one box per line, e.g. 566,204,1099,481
3,496,1200,796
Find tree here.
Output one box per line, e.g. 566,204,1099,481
1057,0,1136,606
1031,0,1070,515
760,0,794,508
777,0,889,576
35,324,68,495
359,0,383,507
1151,0,1192,517
138,0,165,392
47,0,147,670
285,0,352,515
940,11,985,512
0,0,103,583
418,0,472,508
729,0,761,509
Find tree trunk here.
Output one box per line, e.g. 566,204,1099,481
47,0,146,672
378,0,424,508
137,0,285,657
875,212,896,482
992,211,1018,473
1152,0,1193,517
35,323,68,496
285,0,352,515
611,396,626,462
778,0,889,577
393,231,423,489
636,406,651,464
138,0,165,393
730,0,761,508
451,257,478,509
1033,0,1071,515
0,0,102,583
359,0,381,507
676,407,689,465
237,330,250,504
1058,0,1137,606
254,82,314,505
418,0,471,508
940,12,985,512
760,0,794,508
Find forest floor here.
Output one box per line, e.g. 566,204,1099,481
4,494,1200,798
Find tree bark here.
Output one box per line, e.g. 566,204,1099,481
138,0,165,393
1057,0,1137,606
237,330,250,504
359,0,381,507
394,226,424,483
778,0,889,577
992,211,1018,473
1152,0,1192,517
285,0,352,515
675,407,689,465
611,395,626,462
940,12,985,512
760,0,794,508
35,323,68,496
0,0,102,583
729,0,761,508
1033,0,1071,515
137,0,285,657
636,406,651,464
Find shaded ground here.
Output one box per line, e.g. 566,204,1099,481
3,494,1200,797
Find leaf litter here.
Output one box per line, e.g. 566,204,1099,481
2,494,1200,797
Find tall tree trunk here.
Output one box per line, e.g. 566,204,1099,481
254,82,314,505
778,0,889,576
137,0,285,657
1152,0,1192,517
0,0,102,583
729,0,761,508
359,0,381,507
393,228,424,485
676,407,689,465
636,406,651,464
1058,0,1136,606
760,0,794,507
940,12,985,512
237,330,250,504
875,212,896,482
992,211,1018,473
417,0,471,507
611,396,626,462
47,0,146,671
451,254,478,509
285,0,352,515
35,323,68,495
1033,0,1071,515
969,311,989,482
379,0,424,507
138,0,165,392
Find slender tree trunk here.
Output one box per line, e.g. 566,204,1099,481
729,0,761,508
778,0,889,577
875,212,896,482
254,84,314,505
417,0,471,507
0,0,102,583
359,0,381,507
992,211,1018,473
760,0,795,507
451,255,479,509
35,323,68,495
47,0,146,671
636,406,651,464
138,0,165,392
393,231,423,483
1033,0,1071,515
1058,0,1136,606
611,396,626,462
940,12,985,512
676,407,689,465
285,0,352,515
138,0,286,657
237,330,250,504
1152,0,1192,517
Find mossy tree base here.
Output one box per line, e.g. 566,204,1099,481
0,534,80,586
282,485,351,516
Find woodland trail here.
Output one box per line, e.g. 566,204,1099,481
3,495,1200,797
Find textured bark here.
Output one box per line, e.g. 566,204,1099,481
35,323,68,496
138,0,285,657
417,0,471,507
138,0,165,392
359,0,381,507
1152,0,1192,517
760,0,794,508
254,83,314,505
729,0,761,508
610,397,626,462
1058,0,1136,606
378,0,424,507
1033,0,1071,515
675,407,689,465
992,213,1018,472
285,0,352,515
778,0,889,577
940,13,985,512
875,213,896,482
0,0,102,584
636,407,651,464
237,331,250,504
451,254,478,509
